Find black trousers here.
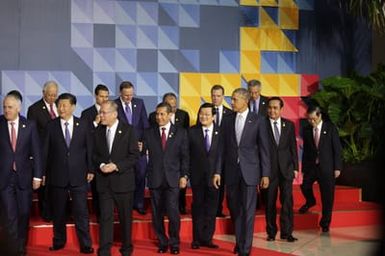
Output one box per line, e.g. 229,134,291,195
300,165,335,228
191,184,219,243
49,184,92,249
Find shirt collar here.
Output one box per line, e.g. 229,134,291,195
107,119,119,131
61,116,74,126
237,108,249,119
159,121,171,132
202,123,214,133
120,98,131,107
8,116,19,125
315,120,323,131
95,103,101,112
270,117,281,125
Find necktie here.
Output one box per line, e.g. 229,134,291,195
64,122,71,147
235,114,243,145
161,127,167,151
49,103,56,119
204,128,210,152
215,107,220,125
314,127,320,148
106,128,112,153
273,121,280,145
253,100,257,113
124,103,132,124
10,122,17,171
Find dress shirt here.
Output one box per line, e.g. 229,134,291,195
313,120,323,145
60,116,74,140
235,108,249,144
215,105,223,125
44,99,58,116
8,116,19,140
170,113,176,124
106,119,119,152
250,97,260,113
93,104,101,127
269,117,282,135
159,121,172,139
201,123,214,145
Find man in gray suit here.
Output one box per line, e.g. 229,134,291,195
213,88,270,256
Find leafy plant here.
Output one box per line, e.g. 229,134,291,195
310,64,385,163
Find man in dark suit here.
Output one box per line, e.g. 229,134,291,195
115,81,149,215
143,102,189,255
0,94,42,256
81,84,109,221
43,93,94,254
210,84,232,217
264,97,298,242
149,92,190,214
247,79,268,117
27,80,58,222
299,105,342,233
93,100,139,256
213,88,270,256
189,103,221,250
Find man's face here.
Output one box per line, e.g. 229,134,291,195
211,89,224,106
95,90,109,105
156,106,172,127
199,107,214,127
164,96,177,113
120,87,134,103
99,103,117,127
307,111,322,128
43,84,58,104
231,93,248,113
57,99,75,120
3,97,20,121
267,99,282,120
248,85,261,101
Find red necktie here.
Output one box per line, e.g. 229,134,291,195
161,127,167,151
49,103,56,119
10,122,17,170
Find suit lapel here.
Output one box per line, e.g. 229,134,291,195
15,117,27,151
239,112,254,145
209,125,220,154
1,118,13,150
110,122,124,155
39,99,52,120
165,124,176,150
70,117,81,148
319,122,327,148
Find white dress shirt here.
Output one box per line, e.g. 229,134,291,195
44,99,58,116
106,119,119,153
159,121,172,139
60,116,74,139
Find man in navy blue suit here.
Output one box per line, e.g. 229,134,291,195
43,93,94,254
115,81,149,215
0,94,42,256
213,88,270,256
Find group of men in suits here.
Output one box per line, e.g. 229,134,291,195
0,77,342,256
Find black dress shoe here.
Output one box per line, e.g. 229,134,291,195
281,235,298,242
135,208,146,215
233,244,239,254
322,227,329,233
179,207,187,214
80,246,94,254
298,203,315,214
191,241,200,249
49,244,65,251
200,241,219,248
170,247,180,254
266,236,275,241
157,246,167,253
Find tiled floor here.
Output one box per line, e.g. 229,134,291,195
216,225,382,256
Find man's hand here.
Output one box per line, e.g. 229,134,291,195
33,179,42,190
294,170,299,179
87,173,94,183
260,176,269,189
138,142,143,152
334,170,341,178
179,177,188,189
213,174,221,189
42,176,46,186
100,163,118,173
94,114,101,125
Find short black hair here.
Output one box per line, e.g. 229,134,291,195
156,102,172,114
247,79,261,88
307,105,322,116
268,96,284,108
198,102,216,116
119,81,134,91
57,93,77,105
211,84,224,95
95,84,109,95
7,90,23,102
162,92,177,102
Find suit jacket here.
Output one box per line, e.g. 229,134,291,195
0,115,42,190
27,98,53,141
302,121,342,175
188,124,222,187
93,122,139,193
115,97,149,141
144,124,189,189
43,117,94,187
249,95,268,117
81,104,98,130
219,111,270,186
149,109,190,129
266,117,298,180
195,105,233,127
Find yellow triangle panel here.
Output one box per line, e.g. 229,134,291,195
179,73,201,97
260,74,280,96
279,7,299,29
241,28,260,51
260,7,279,28
241,73,261,85
279,0,297,8
201,73,221,96
180,96,201,126
240,0,259,6
259,0,278,7
279,74,300,96
221,74,241,93
260,28,297,51
240,50,261,73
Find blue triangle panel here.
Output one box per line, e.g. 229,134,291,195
3,71,26,91
159,3,179,25
116,25,137,48
140,96,159,115
116,49,137,71
137,2,158,25
220,50,240,73
50,72,71,91
95,48,115,70
297,0,315,10
263,7,279,25
158,26,179,49
261,51,278,73
218,0,238,6
179,4,200,27
115,1,137,24
27,71,50,88
136,72,158,96
137,25,158,49
116,72,136,91
180,49,200,72
240,6,259,27
94,72,116,92
159,73,179,93
283,30,296,46
277,52,296,73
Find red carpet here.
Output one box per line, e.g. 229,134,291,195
27,238,294,256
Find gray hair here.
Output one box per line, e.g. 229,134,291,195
4,94,22,108
43,80,58,92
232,88,250,101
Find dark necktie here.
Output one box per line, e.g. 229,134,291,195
273,121,280,145
204,128,210,152
253,100,257,113
215,107,220,125
125,102,132,124
10,122,17,170
161,127,167,151
64,122,71,147
106,128,112,153
49,103,56,119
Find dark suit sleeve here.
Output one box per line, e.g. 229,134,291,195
140,101,150,132
30,121,43,179
331,124,342,170
258,118,271,178
179,129,190,178
42,122,51,177
115,128,140,173
148,112,157,128
86,125,95,173
183,111,190,128
289,123,299,171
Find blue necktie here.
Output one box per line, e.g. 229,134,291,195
204,128,210,152
64,122,71,147
273,121,280,145
253,100,257,112
125,103,132,124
